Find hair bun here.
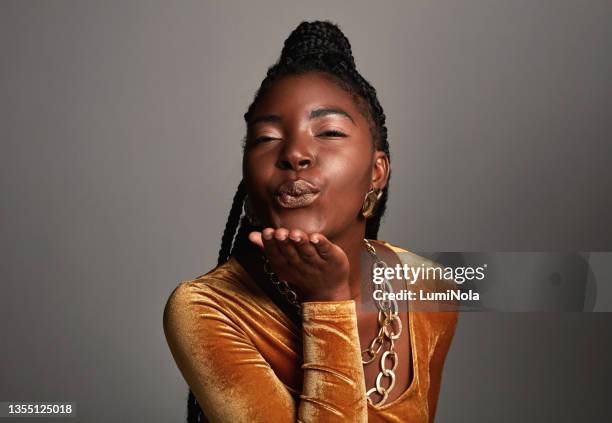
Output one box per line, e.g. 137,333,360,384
279,20,356,68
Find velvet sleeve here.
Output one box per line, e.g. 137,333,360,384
299,300,368,422
163,282,367,423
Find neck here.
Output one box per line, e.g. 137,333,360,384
326,220,370,304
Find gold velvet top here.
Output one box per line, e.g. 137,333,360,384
163,241,458,422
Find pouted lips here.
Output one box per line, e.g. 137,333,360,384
275,179,321,209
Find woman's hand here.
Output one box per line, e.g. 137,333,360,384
248,227,352,302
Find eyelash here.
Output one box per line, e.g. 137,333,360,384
253,130,347,143
320,130,347,138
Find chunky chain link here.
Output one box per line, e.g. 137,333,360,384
362,238,402,407
262,254,302,311
262,238,403,408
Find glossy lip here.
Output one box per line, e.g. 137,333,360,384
274,178,321,209
275,192,320,209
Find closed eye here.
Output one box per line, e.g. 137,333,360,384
250,130,347,145
318,130,347,138
253,135,277,143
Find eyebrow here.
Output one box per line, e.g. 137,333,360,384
248,107,356,126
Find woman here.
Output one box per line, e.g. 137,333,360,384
164,20,458,422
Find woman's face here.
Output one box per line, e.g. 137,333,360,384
243,71,388,239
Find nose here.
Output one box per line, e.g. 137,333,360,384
276,132,315,171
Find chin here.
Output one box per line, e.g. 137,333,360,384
270,209,325,234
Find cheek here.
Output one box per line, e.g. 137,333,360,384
243,156,274,214
321,154,371,206
244,154,271,186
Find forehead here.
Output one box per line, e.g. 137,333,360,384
251,72,367,124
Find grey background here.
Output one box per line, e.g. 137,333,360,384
2,1,611,422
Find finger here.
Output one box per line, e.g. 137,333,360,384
248,231,263,249
274,228,301,266
262,228,285,265
309,233,334,260
289,229,322,265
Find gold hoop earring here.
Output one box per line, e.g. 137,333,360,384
361,187,383,219
244,195,262,226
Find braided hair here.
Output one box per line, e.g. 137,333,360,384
186,20,391,422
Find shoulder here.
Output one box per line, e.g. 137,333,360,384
162,279,224,341
166,257,257,306
163,259,254,332
164,267,229,317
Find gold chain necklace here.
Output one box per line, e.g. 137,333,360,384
261,238,402,408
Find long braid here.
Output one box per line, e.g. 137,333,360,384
186,391,200,423
186,20,392,421
217,179,247,265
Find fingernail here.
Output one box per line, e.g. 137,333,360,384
291,235,301,242
311,236,319,244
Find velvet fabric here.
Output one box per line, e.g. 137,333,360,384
163,241,458,422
